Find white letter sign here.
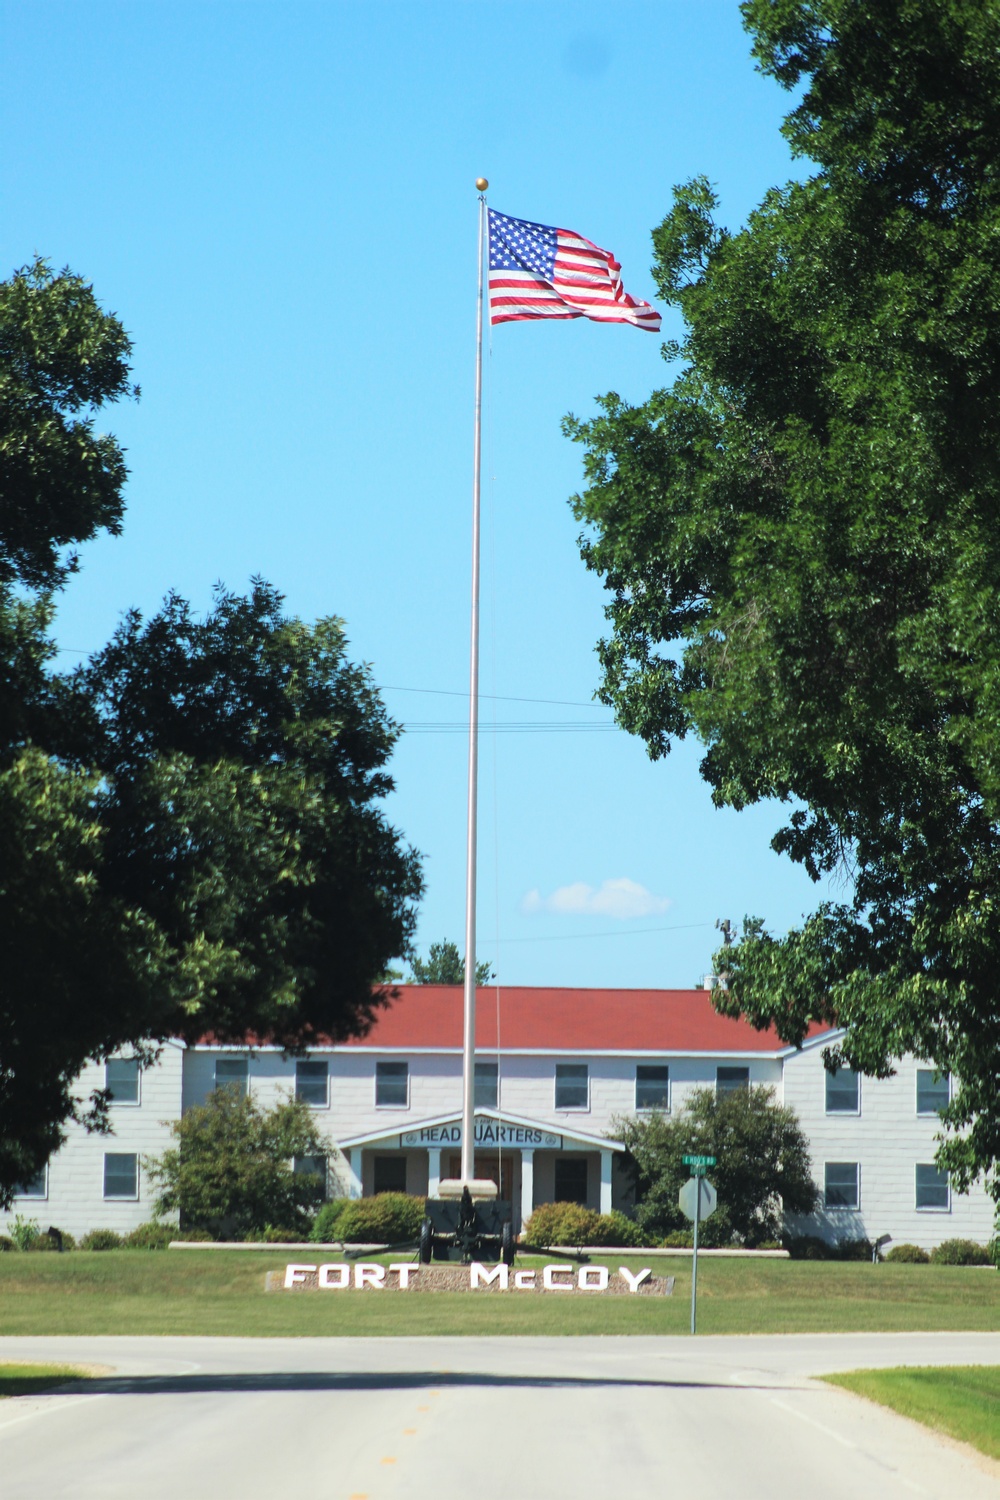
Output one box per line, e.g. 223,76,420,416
618,1266,651,1293
514,1269,535,1289
471,1261,509,1290
542,1263,575,1291
578,1265,610,1291
354,1262,386,1289
318,1263,350,1289
389,1263,417,1288
283,1263,316,1289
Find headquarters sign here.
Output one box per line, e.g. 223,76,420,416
400,1118,562,1150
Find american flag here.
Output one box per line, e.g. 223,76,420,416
488,209,661,332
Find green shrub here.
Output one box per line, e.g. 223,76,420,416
756,1239,783,1251
335,1193,424,1244
524,1202,597,1245
9,1215,40,1251
837,1237,876,1261
310,1198,352,1243
123,1222,175,1250
27,1231,72,1252
523,1202,575,1246
930,1238,992,1266
886,1243,930,1264
251,1225,306,1243
525,1202,649,1247
0,1235,15,1252
176,1226,214,1242
785,1234,834,1260
590,1211,648,1247
660,1229,694,1248
79,1228,124,1251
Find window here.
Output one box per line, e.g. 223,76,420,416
104,1153,138,1200
554,1157,589,1205
635,1064,670,1111
15,1164,47,1199
106,1057,140,1104
295,1059,329,1107
373,1156,408,1194
716,1066,750,1096
474,1061,498,1109
375,1061,409,1107
916,1070,950,1116
824,1162,859,1209
555,1064,588,1110
915,1163,950,1211
294,1155,327,1196
825,1067,860,1113
215,1056,248,1094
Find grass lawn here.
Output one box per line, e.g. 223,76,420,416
0,1363,94,1398
824,1365,1000,1460
0,1252,996,1336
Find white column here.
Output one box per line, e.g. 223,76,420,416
600,1150,613,1215
520,1148,534,1232
427,1147,441,1198
348,1148,363,1200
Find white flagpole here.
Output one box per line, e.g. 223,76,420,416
460,179,488,1186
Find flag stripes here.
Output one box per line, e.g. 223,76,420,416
487,209,660,332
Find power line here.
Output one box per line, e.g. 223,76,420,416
481,921,714,944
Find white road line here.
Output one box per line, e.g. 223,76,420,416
0,1392,107,1434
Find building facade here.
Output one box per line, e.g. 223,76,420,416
3,986,994,1249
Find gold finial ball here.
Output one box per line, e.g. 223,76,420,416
476,177,489,192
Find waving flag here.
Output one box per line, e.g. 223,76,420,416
488,209,661,332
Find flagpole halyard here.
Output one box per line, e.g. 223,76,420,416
461,180,488,1185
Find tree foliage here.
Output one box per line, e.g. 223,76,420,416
567,1,1000,1196
146,1087,331,1239
0,260,422,1205
410,939,494,985
0,258,135,591
0,582,422,1203
617,1087,818,1246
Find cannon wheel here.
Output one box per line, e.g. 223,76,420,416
500,1220,515,1266
419,1217,433,1264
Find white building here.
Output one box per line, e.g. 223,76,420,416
3,986,994,1250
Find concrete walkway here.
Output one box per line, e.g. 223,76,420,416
1,1332,997,1499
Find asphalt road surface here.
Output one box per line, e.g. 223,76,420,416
1,1333,998,1500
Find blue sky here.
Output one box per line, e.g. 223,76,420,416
2,0,835,986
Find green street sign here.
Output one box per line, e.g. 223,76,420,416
682,1154,716,1167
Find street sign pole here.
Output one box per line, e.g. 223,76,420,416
679,1157,715,1336
690,1178,700,1335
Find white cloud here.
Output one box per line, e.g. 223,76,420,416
520,878,671,922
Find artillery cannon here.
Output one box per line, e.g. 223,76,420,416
420,1179,515,1265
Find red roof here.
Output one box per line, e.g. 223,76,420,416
342,985,827,1053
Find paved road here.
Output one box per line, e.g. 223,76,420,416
1,1333,997,1499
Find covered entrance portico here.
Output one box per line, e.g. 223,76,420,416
338,1109,624,1231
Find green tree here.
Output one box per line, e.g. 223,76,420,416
0,256,423,1205
410,939,494,985
617,1087,818,1246
0,258,136,591
146,1087,331,1239
0,583,423,1203
567,1,1000,1199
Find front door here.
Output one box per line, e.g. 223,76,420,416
449,1154,513,1203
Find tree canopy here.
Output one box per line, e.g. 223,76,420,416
0,258,135,591
146,1086,331,1240
0,261,422,1204
617,1086,817,1247
567,1,1000,1196
410,939,494,986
